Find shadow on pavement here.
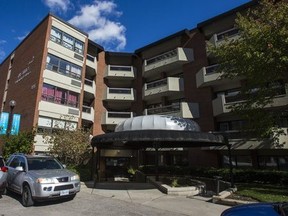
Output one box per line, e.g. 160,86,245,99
84,181,157,190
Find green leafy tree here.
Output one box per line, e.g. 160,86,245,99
211,0,288,143
43,115,91,167
1,130,35,159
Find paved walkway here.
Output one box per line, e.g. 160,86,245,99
82,182,230,216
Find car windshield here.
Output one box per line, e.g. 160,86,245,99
27,158,63,170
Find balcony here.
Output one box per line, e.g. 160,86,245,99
86,54,97,70
143,77,184,100
102,111,133,126
143,47,193,77
104,87,135,101
84,78,96,95
209,28,240,47
81,105,94,122
196,64,243,88
105,65,135,80
212,89,288,116
144,102,199,119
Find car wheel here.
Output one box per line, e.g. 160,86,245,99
22,185,34,207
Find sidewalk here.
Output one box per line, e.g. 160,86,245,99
81,181,230,216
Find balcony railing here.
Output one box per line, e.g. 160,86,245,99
146,103,180,115
143,47,194,75
144,102,200,119
86,54,95,62
102,111,133,125
82,105,91,113
41,94,79,108
109,88,132,94
107,111,132,118
110,65,132,72
209,28,240,47
146,49,178,66
84,78,94,86
146,79,168,90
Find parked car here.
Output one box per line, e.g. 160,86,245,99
0,156,8,195
221,202,288,216
6,153,80,207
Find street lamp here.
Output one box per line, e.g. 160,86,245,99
6,100,16,137
224,136,235,188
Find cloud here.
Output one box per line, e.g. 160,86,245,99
0,49,5,61
68,0,126,51
0,40,7,45
16,32,29,41
43,0,71,13
0,40,6,61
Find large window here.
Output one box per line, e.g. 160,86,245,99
41,83,79,108
46,54,82,79
50,27,84,54
222,155,252,168
258,156,288,170
37,116,77,134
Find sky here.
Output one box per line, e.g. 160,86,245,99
0,0,251,63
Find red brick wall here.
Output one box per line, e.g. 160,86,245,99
183,30,215,132
93,51,106,135
2,17,49,132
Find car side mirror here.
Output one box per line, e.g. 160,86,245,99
15,166,24,171
62,164,66,169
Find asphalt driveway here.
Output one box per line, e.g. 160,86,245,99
0,182,229,216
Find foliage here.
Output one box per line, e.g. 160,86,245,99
236,183,288,202
0,130,35,159
127,167,136,175
43,115,91,167
139,165,288,185
67,164,91,181
210,0,288,143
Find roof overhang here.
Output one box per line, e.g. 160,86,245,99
91,130,225,149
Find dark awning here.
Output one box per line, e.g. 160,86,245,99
91,130,225,149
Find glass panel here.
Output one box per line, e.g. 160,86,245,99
53,119,65,129
236,156,252,167
74,40,84,54
62,34,74,50
278,156,288,170
50,27,62,44
38,117,52,127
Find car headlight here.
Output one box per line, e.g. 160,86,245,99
71,175,80,181
36,178,58,184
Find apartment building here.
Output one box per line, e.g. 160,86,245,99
0,14,105,153
0,1,287,176
196,1,288,169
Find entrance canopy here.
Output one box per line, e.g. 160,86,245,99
91,115,225,149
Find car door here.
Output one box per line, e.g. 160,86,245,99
7,156,26,193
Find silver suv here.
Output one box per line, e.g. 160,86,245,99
6,153,80,207
0,156,8,196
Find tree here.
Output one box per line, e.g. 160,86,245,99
1,130,35,159
211,0,288,143
43,116,91,166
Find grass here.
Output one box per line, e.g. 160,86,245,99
235,183,288,202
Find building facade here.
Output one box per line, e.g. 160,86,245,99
0,2,287,177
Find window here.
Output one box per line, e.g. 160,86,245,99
75,40,84,54
46,54,82,80
50,27,84,55
37,116,78,134
258,156,288,170
222,155,252,168
62,34,74,50
50,28,62,44
41,83,79,108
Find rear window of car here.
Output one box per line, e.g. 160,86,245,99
27,158,63,170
